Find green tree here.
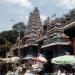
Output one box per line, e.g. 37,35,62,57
0,22,26,57
12,22,26,32
0,30,18,44
12,22,26,38
0,37,11,57
0,37,6,45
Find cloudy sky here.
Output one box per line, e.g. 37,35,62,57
0,0,75,32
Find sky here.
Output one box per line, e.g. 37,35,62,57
0,0,75,32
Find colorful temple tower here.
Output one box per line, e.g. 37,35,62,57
10,7,43,57
22,7,43,45
41,18,72,73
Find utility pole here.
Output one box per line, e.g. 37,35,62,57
18,25,21,58
11,20,21,58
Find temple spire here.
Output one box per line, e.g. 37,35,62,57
44,17,51,26
24,7,43,44
33,7,39,13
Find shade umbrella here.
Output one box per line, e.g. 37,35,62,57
51,55,75,65
22,55,35,65
22,55,35,60
3,58,11,63
34,54,47,63
10,56,20,63
0,58,4,63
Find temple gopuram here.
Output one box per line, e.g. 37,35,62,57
10,7,43,57
40,17,72,72
10,7,73,73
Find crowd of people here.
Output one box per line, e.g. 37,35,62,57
1,59,75,75
56,64,75,75
0,60,42,75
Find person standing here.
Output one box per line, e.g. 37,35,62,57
5,64,15,75
57,65,66,75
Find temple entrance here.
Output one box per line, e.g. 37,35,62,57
41,45,73,73
20,45,38,58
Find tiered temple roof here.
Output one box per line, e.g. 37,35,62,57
42,21,71,49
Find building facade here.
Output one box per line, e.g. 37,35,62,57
10,7,73,73
40,18,72,73
64,21,75,55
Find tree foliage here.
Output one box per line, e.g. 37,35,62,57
12,22,26,32
0,37,6,45
0,30,17,51
0,30,18,44
0,22,26,57
0,35,13,57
